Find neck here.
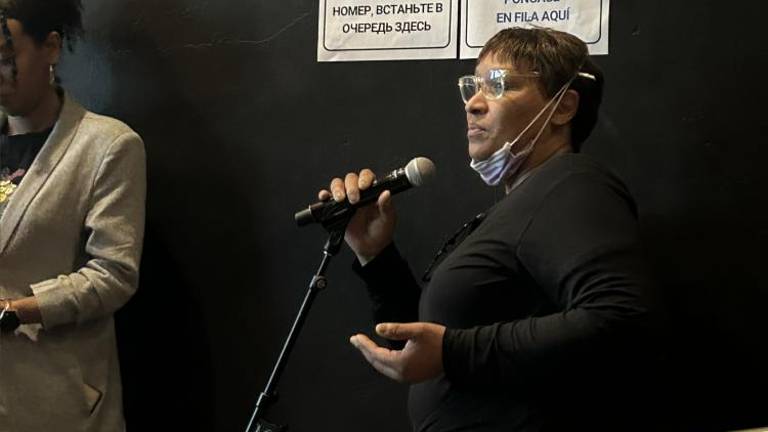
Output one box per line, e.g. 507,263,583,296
504,128,573,194
7,88,62,135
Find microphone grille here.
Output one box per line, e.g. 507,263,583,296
405,157,436,187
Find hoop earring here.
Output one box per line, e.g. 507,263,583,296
49,64,56,86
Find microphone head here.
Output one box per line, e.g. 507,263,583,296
404,157,436,187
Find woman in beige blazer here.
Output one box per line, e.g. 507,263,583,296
0,1,145,431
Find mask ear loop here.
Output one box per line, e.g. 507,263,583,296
505,78,574,157
526,77,576,149
523,67,597,157
0,11,18,82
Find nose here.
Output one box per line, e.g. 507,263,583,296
464,90,488,116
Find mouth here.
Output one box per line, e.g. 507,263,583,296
467,124,486,138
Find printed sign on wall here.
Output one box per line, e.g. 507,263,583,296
461,0,610,58
318,0,458,61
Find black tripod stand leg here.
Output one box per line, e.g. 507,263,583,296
253,419,286,432
244,216,351,432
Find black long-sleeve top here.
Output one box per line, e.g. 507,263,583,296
355,153,655,431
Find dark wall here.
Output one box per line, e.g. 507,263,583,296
59,1,768,431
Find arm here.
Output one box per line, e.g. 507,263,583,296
23,132,146,329
353,242,421,327
443,172,653,385
329,169,432,376
320,170,420,337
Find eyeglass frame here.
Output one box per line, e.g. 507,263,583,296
457,68,541,103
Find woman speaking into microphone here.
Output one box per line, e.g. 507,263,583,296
319,27,656,431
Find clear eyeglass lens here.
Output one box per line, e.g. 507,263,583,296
459,76,479,103
484,69,506,99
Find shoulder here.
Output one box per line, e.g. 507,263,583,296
529,153,632,204
496,153,636,221
79,111,142,145
535,153,625,188
72,112,145,178
60,94,142,149
65,109,145,173
535,154,638,225
63,109,146,185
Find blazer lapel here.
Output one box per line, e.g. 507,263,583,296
0,94,86,254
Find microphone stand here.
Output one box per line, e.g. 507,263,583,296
244,214,351,432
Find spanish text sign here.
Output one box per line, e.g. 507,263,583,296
318,0,458,61
461,0,610,59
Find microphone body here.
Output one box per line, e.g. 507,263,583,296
295,157,435,227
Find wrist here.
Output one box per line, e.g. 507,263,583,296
356,241,394,267
0,298,20,333
356,252,376,267
9,296,41,325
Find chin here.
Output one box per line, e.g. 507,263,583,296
467,145,482,161
0,100,28,117
0,99,19,116
468,140,498,162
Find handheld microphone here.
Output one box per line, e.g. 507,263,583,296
295,157,436,227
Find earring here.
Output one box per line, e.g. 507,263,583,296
49,64,56,85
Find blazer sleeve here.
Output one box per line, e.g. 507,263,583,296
30,131,146,329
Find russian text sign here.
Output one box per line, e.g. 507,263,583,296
460,0,610,58
318,0,458,61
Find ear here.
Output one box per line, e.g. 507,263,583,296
551,89,579,126
43,31,62,65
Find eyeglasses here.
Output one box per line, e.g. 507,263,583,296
458,69,540,103
422,213,486,282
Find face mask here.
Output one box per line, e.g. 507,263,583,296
470,79,573,186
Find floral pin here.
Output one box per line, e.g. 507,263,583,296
0,169,25,204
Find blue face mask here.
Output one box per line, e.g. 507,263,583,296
470,79,573,186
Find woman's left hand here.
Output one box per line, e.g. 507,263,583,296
350,322,446,383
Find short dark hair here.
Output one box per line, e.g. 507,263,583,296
479,27,604,151
0,0,84,50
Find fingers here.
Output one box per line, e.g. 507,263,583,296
377,190,394,218
358,169,375,190
330,177,345,202
350,333,394,360
345,172,361,203
349,334,402,381
351,324,446,384
375,322,420,341
327,169,376,204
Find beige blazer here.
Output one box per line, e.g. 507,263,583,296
0,94,145,432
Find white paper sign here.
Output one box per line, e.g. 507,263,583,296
318,0,458,62
460,0,610,59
